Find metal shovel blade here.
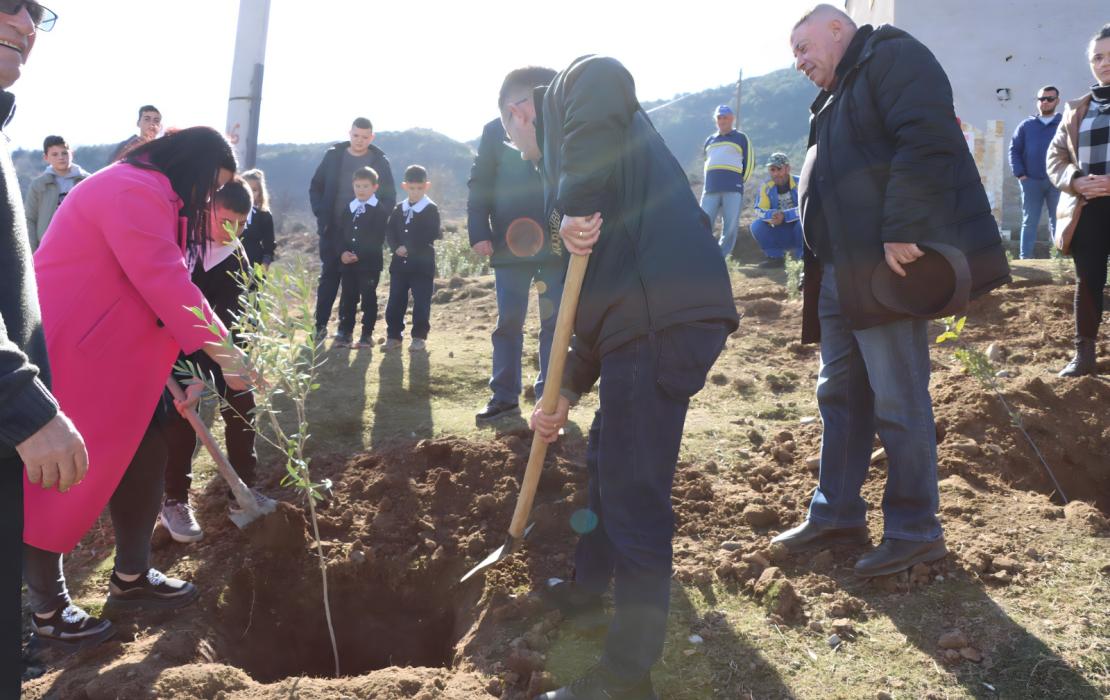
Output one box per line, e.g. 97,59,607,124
228,492,279,529
460,523,535,583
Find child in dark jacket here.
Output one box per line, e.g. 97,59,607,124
160,178,261,544
385,165,441,351
337,166,390,347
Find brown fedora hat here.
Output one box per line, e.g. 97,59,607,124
871,242,971,319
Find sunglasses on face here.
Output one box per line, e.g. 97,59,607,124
1037,96,1058,102
0,1,56,32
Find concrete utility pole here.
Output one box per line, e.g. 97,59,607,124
226,0,271,170
734,68,743,128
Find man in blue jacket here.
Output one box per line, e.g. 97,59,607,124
468,68,564,423
503,56,739,700
1009,86,1063,259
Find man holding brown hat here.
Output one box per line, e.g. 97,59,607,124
773,5,1010,577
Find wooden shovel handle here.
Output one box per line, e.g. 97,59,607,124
165,378,254,506
507,252,590,539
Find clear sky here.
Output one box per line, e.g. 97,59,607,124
7,0,817,152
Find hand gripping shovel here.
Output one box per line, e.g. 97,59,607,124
165,378,277,528
461,251,590,583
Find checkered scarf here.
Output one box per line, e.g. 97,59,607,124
1078,84,1110,176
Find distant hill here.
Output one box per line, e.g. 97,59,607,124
10,68,815,227
644,67,816,181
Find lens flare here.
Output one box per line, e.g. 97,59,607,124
506,217,544,258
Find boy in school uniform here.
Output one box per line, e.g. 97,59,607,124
336,166,389,348
159,178,262,543
385,165,441,352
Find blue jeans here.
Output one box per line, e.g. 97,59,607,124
700,190,742,258
809,267,942,542
1019,177,1060,259
574,322,729,680
489,262,564,404
750,218,803,259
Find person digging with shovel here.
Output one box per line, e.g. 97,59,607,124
24,127,259,652
501,56,739,700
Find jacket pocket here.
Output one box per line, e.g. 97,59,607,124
656,321,729,402
76,296,126,357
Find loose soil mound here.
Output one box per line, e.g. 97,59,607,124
22,435,587,700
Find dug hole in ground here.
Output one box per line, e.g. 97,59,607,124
20,252,1110,700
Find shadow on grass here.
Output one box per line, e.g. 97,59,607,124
783,556,1106,699
371,348,433,449
543,582,795,699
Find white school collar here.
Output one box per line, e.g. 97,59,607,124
195,238,244,273
401,195,430,214
350,194,379,213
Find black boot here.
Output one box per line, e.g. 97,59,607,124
1058,336,1096,377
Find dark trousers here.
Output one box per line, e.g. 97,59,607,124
1,455,22,696
314,252,343,331
573,322,728,680
338,262,381,337
385,256,434,340
164,382,257,502
1071,197,1110,339
24,412,168,614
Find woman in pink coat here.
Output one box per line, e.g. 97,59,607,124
25,127,253,650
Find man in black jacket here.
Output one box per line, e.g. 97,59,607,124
508,57,740,700
309,117,396,340
776,5,1009,576
469,70,564,422
0,5,91,692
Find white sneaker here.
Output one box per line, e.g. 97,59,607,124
160,499,203,543
409,338,427,352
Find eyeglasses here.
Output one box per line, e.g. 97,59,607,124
0,1,57,32
1037,96,1058,102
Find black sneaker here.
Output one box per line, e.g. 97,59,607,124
541,578,608,632
30,604,115,652
537,664,657,700
476,399,521,424
105,569,198,613
334,331,354,347
357,332,373,348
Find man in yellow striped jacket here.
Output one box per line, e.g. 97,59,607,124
700,105,754,258
750,152,803,268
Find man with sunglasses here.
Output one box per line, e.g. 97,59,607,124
0,1,75,692
1010,86,1063,259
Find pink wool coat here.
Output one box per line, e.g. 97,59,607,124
26,163,226,553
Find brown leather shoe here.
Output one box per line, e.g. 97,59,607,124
771,519,870,553
853,537,948,578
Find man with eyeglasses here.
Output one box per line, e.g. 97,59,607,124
503,57,739,700
0,1,79,692
1010,86,1063,259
